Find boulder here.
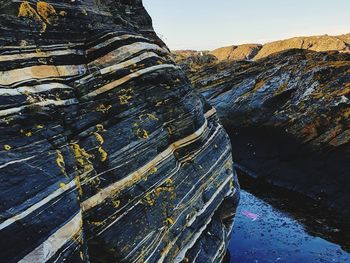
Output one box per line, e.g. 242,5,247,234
0,0,239,262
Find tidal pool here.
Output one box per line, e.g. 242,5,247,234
228,190,350,263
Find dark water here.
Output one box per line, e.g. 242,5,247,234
228,190,350,263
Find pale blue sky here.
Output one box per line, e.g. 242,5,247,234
143,0,350,50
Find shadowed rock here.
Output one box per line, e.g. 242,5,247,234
0,0,239,262
187,49,350,221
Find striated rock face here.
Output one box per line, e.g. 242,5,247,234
0,1,239,262
187,49,350,220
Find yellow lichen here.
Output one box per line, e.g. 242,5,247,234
59,182,67,190
96,124,106,132
143,194,155,206
139,113,159,121
229,178,234,189
59,10,67,16
36,1,56,24
19,129,32,137
18,1,57,33
98,146,108,162
165,217,174,226
36,124,44,129
112,200,120,208
56,150,67,176
18,1,41,20
344,108,350,119
70,143,93,172
94,132,104,145
149,166,158,174
155,178,174,196
3,145,11,151
96,104,112,114
118,94,133,105
167,126,174,135
75,176,83,196
118,88,134,105
89,221,105,226
225,160,233,172
165,178,173,185
137,128,149,139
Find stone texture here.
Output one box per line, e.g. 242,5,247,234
172,50,218,75
174,33,350,63
210,44,262,61
254,34,350,60
0,0,239,262
186,49,350,220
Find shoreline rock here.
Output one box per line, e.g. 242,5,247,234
186,49,350,220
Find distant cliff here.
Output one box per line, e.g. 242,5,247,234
174,33,350,62
0,0,239,262
254,34,350,60
186,49,350,221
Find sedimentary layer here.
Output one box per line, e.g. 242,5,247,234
0,0,239,262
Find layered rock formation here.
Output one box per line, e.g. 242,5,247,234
187,49,350,220
0,1,239,262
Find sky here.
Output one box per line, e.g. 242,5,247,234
143,0,350,51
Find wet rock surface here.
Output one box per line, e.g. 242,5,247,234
185,49,350,220
229,189,350,263
0,0,239,262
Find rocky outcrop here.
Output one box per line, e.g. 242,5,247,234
187,49,350,220
173,50,218,75
338,33,350,44
210,44,262,61
254,34,350,60
174,33,350,63
0,1,239,262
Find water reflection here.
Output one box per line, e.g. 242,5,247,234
228,190,350,263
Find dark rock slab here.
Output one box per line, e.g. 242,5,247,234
0,0,239,262
188,49,350,220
